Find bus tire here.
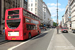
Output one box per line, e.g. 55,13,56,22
28,33,31,39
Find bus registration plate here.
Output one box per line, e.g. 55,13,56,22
12,38,16,40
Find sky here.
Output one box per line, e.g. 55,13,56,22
43,0,68,23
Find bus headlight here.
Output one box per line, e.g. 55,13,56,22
8,32,19,36
5,27,7,29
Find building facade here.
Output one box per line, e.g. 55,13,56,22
28,0,43,22
70,0,75,29
43,2,51,26
20,0,28,9
65,5,69,27
1,0,28,31
63,4,71,29
63,0,75,29
50,19,53,26
0,0,1,30
62,15,65,27
67,0,71,29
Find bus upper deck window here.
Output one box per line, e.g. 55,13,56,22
8,10,19,15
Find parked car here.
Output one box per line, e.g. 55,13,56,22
61,27,68,33
72,29,75,33
40,27,43,29
52,26,56,28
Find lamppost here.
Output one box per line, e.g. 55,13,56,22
57,0,59,34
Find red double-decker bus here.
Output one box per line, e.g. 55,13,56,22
5,8,41,40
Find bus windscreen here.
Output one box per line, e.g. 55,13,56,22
7,19,21,29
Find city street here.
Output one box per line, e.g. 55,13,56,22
1,0,75,50
0,28,54,50
0,28,75,50
62,30,75,47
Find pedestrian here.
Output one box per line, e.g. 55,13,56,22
44,27,47,30
43,27,44,30
3,27,5,35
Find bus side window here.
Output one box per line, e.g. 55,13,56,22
36,25,37,29
23,10,28,17
28,12,31,17
34,25,36,30
31,14,33,18
33,25,35,30
26,25,36,30
31,25,36,30
26,25,31,30
25,11,28,17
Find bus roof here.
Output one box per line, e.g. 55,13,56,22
6,7,40,19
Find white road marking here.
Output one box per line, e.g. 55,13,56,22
8,40,30,50
47,29,56,50
61,34,75,49
8,29,51,50
68,31,75,35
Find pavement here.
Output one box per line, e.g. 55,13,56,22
0,34,5,42
48,29,75,50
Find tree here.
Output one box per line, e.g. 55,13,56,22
53,22,57,26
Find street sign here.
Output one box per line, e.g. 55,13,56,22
44,24,46,26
